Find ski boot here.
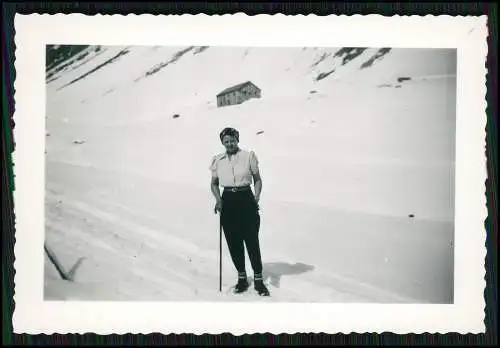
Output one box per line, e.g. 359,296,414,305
254,274,270,296
233,272,249,294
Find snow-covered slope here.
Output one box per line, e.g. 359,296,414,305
44,45,456,303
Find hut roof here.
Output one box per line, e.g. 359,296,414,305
216,81,259,97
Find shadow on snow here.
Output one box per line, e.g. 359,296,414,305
262,262,315,288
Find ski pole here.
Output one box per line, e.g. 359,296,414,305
219,219,222,292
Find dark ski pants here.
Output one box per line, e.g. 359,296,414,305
220,187,263,276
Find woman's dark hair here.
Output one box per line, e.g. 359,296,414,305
219,127,239,143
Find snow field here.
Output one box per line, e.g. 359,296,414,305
44,45,456,303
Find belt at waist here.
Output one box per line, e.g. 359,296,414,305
223,185,251,193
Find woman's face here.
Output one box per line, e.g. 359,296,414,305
222,135,239,154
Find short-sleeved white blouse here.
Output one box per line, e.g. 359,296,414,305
210,149,260,187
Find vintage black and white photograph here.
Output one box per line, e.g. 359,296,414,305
42,43,457,303
13,14,487,334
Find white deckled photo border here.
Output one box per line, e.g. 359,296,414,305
12,13,488,334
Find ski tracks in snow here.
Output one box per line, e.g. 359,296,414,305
44,162,424,303
44,181,369,302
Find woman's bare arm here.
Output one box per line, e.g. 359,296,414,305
211,176,221,200
253,173,262,202
211,177,222,213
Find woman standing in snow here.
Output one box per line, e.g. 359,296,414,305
210,127,270,296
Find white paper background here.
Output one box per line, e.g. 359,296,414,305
12,13,488,334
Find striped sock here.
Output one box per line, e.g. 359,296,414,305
254,273,263,281
238,272,247,279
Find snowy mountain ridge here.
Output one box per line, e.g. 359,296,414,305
47,45,393,85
